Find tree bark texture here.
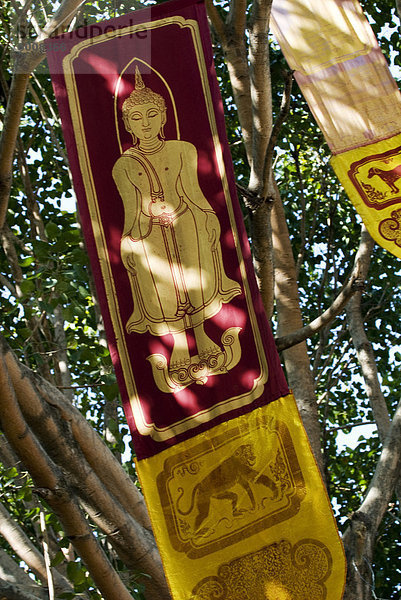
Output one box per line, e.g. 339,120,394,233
0,337,171,600
343,399,401,600
271,186,324,473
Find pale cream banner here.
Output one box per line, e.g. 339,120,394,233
271,0,401,258
271,0,401,153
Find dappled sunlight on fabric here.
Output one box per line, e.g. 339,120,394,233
271,0,401,153
81,52,120,84
198,148,217,176
222,227,238,250
214,303,246,328
271,0,376,73
264,581,292,600
240,368,260,389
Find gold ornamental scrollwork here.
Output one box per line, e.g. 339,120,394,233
147,326,242,392
190,538,333,600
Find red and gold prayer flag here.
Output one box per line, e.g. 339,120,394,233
46,1,345,597
271,0,401,258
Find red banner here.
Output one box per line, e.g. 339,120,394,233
46,0,288,460
46,2,345,598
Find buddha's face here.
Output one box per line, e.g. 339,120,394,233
126,102,165,142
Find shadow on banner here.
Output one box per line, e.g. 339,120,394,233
46,0,346,597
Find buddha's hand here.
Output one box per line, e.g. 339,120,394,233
205,211,220,249
120,236,137,274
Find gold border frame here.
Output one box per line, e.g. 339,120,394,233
63,16,269,441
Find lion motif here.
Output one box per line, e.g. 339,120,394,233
176,444,279,532
367,165,401,194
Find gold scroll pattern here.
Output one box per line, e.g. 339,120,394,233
156,409,306,559
190,538,332,600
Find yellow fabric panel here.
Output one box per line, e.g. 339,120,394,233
136,394,346,600
331,133,401,259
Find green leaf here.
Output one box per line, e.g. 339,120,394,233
51,551,66,568
19,256,35,267
45,221,59,239
19,279,35,294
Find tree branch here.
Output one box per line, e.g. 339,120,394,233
346,299,391,443
0,546,48,600
205,0,227,45
0,578,47,600
1,336,171,600
291,146,307,276
39,511,55,600
0,352,136,600
0,272,16,295
263,69,293,189
244,0,277,316
343,398,401,599
35,376,152,532
27,81,69,166
396,0,401,21
42,0,86,36
248,0,273,192
0,502,71,595
0,71,30,229
275,225,375,352
0,0,88,229
275,274,364,352
272,181,324,472
208,0,253,163
226,0,247,37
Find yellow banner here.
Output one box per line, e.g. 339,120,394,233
332,133,401,258
137,394,346,600
271,0,401,258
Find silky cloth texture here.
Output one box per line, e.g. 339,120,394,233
137,394,346,600
332,133,401,258
271,0,401,258
46,0,290,459
46,0,346,597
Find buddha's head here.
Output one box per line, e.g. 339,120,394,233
122,68,167,145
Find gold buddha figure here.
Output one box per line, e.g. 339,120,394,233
113,68,241,371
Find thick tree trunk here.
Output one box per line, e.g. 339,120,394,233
271,187,324,472
0,337,171,600
342,398,401,600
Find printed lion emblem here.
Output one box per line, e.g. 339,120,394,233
176,443,280,533
368,165,401,194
